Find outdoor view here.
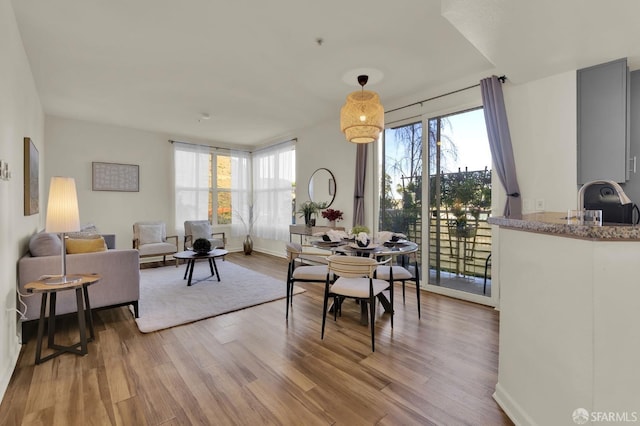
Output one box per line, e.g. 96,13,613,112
380,108,493,297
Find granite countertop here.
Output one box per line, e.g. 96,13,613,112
488,212,640,240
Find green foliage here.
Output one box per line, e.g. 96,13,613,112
350,225,370,235
296,201,318,218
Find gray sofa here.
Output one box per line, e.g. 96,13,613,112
18,233,140,341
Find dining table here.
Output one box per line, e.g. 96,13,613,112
311,238,419,325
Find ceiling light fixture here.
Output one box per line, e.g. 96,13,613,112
340,74,384,144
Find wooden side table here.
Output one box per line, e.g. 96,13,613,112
25,274,101,364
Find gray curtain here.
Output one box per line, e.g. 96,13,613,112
353,144,367,226
481,76,522,219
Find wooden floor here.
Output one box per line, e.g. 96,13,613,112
0,252,513,426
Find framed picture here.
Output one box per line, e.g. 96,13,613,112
92,162,139,192
23,137,39,215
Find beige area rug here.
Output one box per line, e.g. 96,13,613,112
134,260,304,333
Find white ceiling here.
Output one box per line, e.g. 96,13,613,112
11,0,640,147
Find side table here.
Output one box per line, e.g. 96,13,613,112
25,274,102,364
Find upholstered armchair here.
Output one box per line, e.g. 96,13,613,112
132,221,179,266
183,220,226,251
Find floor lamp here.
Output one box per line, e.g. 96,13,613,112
44,176,81,285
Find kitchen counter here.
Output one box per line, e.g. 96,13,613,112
488,211,640,240
490,213,640,425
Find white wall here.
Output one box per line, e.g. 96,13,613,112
504,71,578,214
45,116,176,249
0,0,45,401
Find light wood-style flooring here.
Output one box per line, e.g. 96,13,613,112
0,252,512,425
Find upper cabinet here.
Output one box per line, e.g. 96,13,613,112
577,58,630,184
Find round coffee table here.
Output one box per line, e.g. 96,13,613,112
174,249,228,286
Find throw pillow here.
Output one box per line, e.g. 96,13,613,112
138,224,163,245
190,221,212,240
29,232,62,257
66,237,107,254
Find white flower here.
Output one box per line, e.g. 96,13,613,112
357,232,369,246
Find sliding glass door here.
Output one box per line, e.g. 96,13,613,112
427,108,492,300
379,108,493,304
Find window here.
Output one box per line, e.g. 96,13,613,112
251,141,296,240
174,140,296,241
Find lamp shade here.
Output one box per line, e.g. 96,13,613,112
45,176,80,233
340,90,384,143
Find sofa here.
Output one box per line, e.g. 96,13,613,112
18,232,140,341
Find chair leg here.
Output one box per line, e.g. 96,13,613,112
285,266,292,320
321,282,330,340
390,281,394,329
415,263,421,319
483,254,491,295
369,295,376,352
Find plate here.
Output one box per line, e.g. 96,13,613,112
384,239,409,246
315,241,343,247
348,242,379,250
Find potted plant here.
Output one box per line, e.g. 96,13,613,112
349,225,370,241
321,208,343,227
297,201,319,226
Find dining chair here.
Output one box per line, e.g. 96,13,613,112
285,242,328,320
375,247,421,318
322,254,391,352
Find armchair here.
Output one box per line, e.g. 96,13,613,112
184,220,226,251
132,221,179,266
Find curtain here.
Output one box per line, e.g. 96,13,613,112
252,141,296,240
173,142,211,234
231,150,252,237
480,76,522,218
353,143,368,227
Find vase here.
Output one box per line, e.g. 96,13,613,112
304,212,312,225
243,235,253,255
329,220,336,228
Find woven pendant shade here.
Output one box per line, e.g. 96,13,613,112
340,76,384,143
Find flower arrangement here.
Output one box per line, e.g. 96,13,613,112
321,208,343,222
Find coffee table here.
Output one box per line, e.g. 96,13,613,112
174,249,228,286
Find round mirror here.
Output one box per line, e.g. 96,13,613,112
308,168,336,208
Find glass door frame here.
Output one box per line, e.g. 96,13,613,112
422,112,497,307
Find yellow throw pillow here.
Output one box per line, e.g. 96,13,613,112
66,236,107,254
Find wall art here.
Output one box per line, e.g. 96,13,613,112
92,162,139,192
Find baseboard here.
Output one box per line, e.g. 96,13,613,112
493,382,535,426
0,339,21,405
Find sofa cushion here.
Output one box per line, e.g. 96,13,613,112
29,232,62,257
138,224,163,244
66,237,107,254
190,221,212,240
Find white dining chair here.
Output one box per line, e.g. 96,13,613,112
322,254,391,352
285,242,329,320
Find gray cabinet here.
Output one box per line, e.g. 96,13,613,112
621,70,640,204
577,58,630,184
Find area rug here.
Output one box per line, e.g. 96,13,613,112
134,260,303,333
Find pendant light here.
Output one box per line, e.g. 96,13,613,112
340,75,384,143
